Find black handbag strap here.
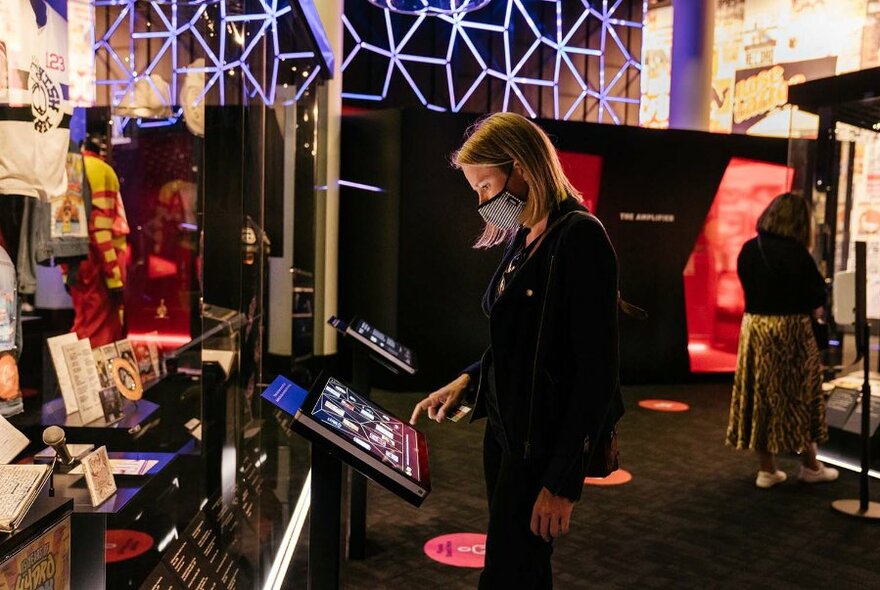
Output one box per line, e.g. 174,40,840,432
756,234,777,274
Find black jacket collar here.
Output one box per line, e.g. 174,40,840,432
482,196,590,315
550,196,589,223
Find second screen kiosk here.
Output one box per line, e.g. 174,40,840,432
261,373,431,589
327,316,418,559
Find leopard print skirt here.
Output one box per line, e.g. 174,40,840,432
726,313,827,454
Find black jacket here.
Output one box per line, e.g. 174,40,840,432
463,197,624,501
737,232,825,315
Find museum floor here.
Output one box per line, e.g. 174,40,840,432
316,380,880,589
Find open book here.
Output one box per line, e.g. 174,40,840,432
0,415,29,465
0,464,51,533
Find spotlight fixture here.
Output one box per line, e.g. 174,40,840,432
366,0,490,16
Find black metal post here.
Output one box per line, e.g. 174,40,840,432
347,347,372,560
832,241,880,519
860,319,871,512
309,445,341,589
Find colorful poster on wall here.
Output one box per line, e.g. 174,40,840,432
731,56,837,135
67,0,94,107
643,0,875,135
710,78,733,132
638,5,673,129
710,0,746,131
847,136,880,319
0,516,71,590
861,1,880,68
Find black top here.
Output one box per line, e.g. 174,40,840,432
737,232,826,315
493,227,539,300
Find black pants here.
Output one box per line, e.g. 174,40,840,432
479,425,553,589
0,195,27,262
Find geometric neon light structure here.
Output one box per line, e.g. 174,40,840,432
366,0,491,16
94,0,332,131
342,1,646,123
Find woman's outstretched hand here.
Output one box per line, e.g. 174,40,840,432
409,374,470,425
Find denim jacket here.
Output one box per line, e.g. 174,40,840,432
0,245,20,357
16,147,91,296
36,149,92,265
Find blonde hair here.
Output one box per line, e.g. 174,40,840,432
452,112,582,248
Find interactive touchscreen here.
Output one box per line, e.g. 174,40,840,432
348,318,417,374
262,373,431,506
313,377,422,481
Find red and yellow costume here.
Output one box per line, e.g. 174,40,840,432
61,150,129,346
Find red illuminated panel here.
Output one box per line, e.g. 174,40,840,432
558,151,603,212
113,131,196,348
148,255,177,279
684,158,793,373
128,332,192,347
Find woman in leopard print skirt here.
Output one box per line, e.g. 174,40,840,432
726,193,839,489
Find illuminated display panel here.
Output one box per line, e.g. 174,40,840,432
684,157,793,372
557,151,603,213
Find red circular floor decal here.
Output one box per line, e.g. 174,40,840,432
585,469,632,486
638,399,690,412
424,533,486,568
105,530,154,563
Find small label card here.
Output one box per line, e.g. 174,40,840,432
62,339,105,425
47,333,80,413
81,446,117,507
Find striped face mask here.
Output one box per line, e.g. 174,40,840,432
477,175,524,230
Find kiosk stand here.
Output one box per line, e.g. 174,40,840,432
309,447,343,589
832,242,880,520
262,372,430,590
347,347,372,560
327,316,418,560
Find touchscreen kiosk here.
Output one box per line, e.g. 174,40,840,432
262,374,431,506
330,316,418,375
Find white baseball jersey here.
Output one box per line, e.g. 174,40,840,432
0,0,71,199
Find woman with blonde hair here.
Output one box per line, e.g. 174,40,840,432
727,192,838,488
411,112,623,588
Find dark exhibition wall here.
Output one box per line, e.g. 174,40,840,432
339,109,790,388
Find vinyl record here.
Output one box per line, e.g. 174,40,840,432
110,357,143,401
105,529,154,563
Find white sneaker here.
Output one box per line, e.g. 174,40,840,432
798,464,839,483
756,470,787,488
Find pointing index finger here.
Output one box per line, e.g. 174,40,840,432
409,401,424,425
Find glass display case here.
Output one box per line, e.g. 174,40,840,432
786,67,880,473
1,0,333,586
787,69,880,342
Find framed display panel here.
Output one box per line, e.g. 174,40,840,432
348,317,418,374
330,316,418,375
